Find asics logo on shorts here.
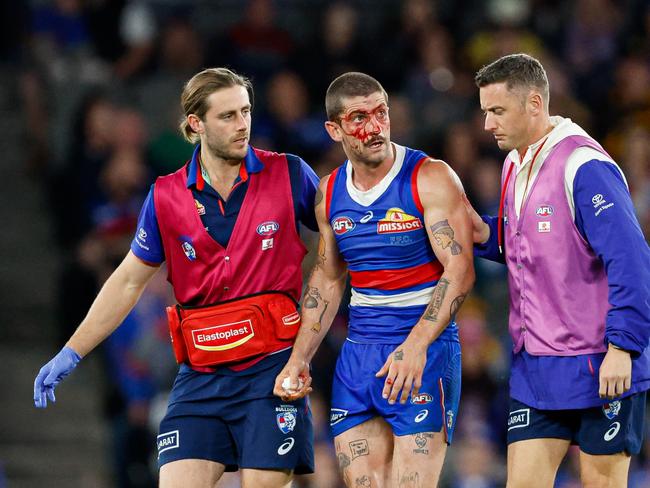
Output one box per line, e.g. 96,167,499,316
277,437,295,455
604,422,621,442
414,409,428,423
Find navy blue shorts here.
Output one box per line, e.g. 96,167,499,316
157,350,314,473
507,392,646,455
330,339,461,441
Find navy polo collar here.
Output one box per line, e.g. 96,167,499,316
187,145,264,190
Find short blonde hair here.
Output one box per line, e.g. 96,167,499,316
179,67,253,144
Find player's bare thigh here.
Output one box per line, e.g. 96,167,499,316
507,438,570,488
241,468,293,488
579,450,630,488
392,431,447,487
159,459,226,488
334,416,393,487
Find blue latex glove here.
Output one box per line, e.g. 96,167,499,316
33,346,82,408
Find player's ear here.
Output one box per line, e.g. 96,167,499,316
324,120,343,142
528,91,544,116
187,114,204,135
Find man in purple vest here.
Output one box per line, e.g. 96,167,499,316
467,53,650,487
33,68,319,487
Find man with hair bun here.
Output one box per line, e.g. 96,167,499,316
469,53,650,487
34,67,319,487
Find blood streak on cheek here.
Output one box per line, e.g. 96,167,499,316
348,126,369,143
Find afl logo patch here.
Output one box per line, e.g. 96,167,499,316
257,221,279,236
332,216,356,235
536,205,554,217
411,393,433,405
180,238,196,261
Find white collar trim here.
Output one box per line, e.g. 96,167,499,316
345,143,405,207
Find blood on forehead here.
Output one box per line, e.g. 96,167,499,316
338,95,389,142
339,93,387,118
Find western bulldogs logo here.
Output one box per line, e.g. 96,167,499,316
257,221,279,236
179,237,196,261
332,216,356,235
602,401,621,419
277,412,297,434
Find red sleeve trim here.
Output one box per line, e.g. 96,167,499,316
411,156,428,214
325,167,340,221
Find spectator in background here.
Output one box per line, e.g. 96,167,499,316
258,70,332,163
293,2,366,104
220,0,294,86
403,27,475,148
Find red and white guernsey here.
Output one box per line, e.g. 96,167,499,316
326,144,458,344
154,148,307,307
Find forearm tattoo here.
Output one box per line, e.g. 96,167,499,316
311,300,329,333
303,287,322,309
449,293,467,319
303,287,329,333
423,278,450,322
430,219,462,255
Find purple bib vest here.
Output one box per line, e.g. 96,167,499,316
154,148,306,306
503,135,611,355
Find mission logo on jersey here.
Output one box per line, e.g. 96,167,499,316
377,208,423,234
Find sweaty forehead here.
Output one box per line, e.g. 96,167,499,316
340,92,387,113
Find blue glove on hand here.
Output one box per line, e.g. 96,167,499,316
34,346,82,408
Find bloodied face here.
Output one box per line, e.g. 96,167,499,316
327,91,392,167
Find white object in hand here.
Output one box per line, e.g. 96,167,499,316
282,377,304,392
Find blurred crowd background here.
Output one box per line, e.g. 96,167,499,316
2,0,650,486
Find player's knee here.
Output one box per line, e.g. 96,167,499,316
506,466,554,488
580,462,627,488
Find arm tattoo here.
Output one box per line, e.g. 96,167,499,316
315,187,324,207
311,300,329,333
449,293,467,319
430,219,462,255
423,278,450,322
394,349,404,360
303,287,321,309
303,287,329,333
